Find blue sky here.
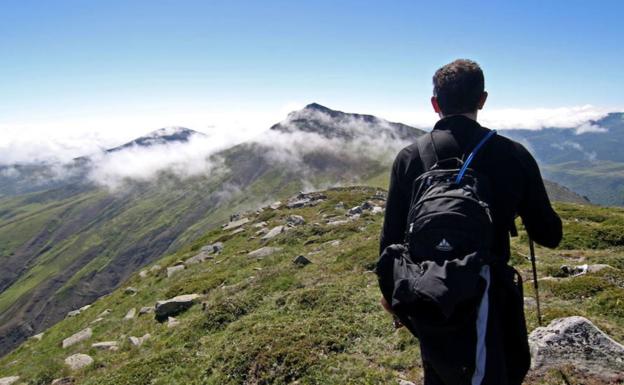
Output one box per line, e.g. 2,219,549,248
1,0,623,160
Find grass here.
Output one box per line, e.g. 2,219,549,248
0,187,622,384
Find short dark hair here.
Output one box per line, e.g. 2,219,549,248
433,59,485,115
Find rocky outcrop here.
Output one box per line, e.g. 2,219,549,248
0,377,20,385
62,328,92,348
559,264,614,277
64,353,94,370
293,255,312,266
66,304,91,318
286,192,327,209
529,316,624,378
155,294,200,321
222,217,250,230
261,226,285,241
166,264,185,277
286,215,305,226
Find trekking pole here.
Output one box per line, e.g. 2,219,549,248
528,238,542,326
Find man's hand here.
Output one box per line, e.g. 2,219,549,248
380,296,403,329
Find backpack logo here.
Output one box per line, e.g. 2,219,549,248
435,238,453,252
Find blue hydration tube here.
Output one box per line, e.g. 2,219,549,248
455,130,497,184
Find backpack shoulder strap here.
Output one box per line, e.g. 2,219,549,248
416,130,462,171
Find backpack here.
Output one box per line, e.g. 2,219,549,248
376,128,497,385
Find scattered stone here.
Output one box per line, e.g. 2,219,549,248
261,225,285,240
324,239,341,247
269,201,282,210
286,192,327,208
397,380,416,385
222,217,250,230
139,306,154,315
293,255,312,266
124,308,136,320
327,219,350,226
92,341,118,351
255,227,269,236
128,334,151,347
166,264,185,277
51,378,75,385
335,201,345,209
90,317,104,325
253,221,268,228
155,294,200,321
62,328,92,348
98,309,112,317
31,332,44,341
167,317,180,328
64,354,94,370
139,270,149,278
559,264,614,277
79,304,91,312
66,309,82,318
200,242,223,254
230,228,245,235
529,316,624,378
371,206,384,214
347,205,363,216
286,215,305,226
0,377,20,385
124,287,138,295
149,264,162,273
184,251,215,266
248,246,283,259
229,213,241,222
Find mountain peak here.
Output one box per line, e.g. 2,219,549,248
303,103,333,112
106,127,204,153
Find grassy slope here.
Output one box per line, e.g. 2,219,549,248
0,186,622,385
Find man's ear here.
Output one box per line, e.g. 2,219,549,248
477,91,488,110
431,96,441,113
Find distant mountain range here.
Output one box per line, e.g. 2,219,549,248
0,103,603,356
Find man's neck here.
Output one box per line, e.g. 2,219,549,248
439,111,478,121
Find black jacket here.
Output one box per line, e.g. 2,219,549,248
380,115,562,262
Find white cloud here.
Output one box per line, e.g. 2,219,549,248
477,105,611,130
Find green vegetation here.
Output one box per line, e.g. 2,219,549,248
0,187,622,384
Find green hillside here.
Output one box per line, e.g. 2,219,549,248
1,186,622,385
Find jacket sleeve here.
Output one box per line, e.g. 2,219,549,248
516,144,563,248
379,151,410,255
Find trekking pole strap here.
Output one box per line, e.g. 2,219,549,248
455,130,497,184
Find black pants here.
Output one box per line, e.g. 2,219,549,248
421,265,530,385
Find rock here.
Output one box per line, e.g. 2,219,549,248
90,317,104,324
287,198,311,209
200,242,223,254
529,316,624,378
222,217,250,230
79,304,91,312
124,287,138,295
286,215,305,226
255,228,268,236
166,264,185,277
124,308,136,320
253,221,267,228
51,378,75,385
64,354,94,370
371,206,384,214
335,201,345,209
149,264,162,273
261,225,285,240
230,213,241,222
139,270,149,278
129,333,151,347
293,255,312,266
230,228,245,235
327,219,349,226
372,191,387,201
167,317,180,328
62,328,92,348
347,205,363,216
92,341,118,351
66,309,82,318
139,306,154,315
31,332,44,341
185,251,214,266
560,264,614,277
269,201,282,210
0,377,20,385
155,294,200,321
248,246,282,259
397,380,416,385
286,192,326,209
98,309,112,317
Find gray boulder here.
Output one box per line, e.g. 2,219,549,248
92,341,118,351
62,328,92,348
139,306,154,315
31,332,44,341
124,287,138,295
529,316,624,378
248,246,282,259
184,251,214,266
261,225,285,241
124,308,136,320
166,264,185,277
222,217,249,230
155,294,200,321
286,215,305,226
559,263,614,277
0,377,20,385
64,353,94,370
200,242,223,254
128,333,151,347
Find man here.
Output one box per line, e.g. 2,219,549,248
379,59,562,384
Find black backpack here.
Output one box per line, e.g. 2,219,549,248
376,129,498,384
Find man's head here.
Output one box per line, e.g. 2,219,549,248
431,59,487,118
